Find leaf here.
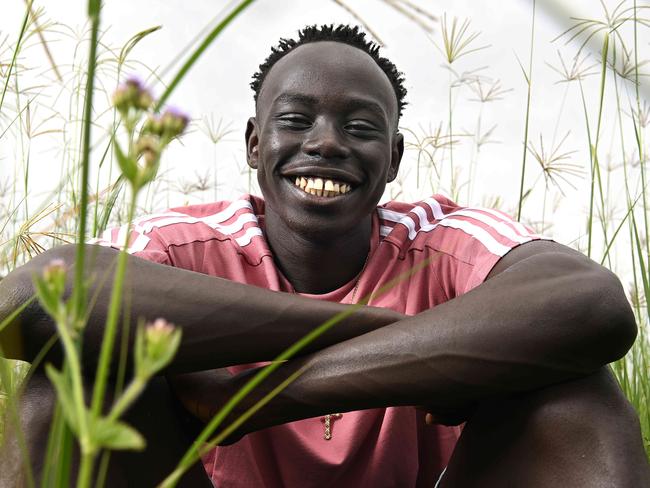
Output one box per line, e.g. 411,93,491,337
96,176,125,236
45,365,79,435
32,275,59,320
114,141,137,183
91,417,145,451
119,26,162,65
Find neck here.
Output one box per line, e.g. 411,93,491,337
264,211,372,294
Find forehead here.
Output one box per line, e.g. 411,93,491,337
257,41,398,122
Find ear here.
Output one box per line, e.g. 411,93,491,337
387,132,404,183
245,117,259,169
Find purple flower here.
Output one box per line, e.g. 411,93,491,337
160,106,190,138
42,258,66,282
112,76,154,114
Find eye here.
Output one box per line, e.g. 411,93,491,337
345,120,379,138
276,114,312,130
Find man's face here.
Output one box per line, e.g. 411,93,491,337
246,41,403,240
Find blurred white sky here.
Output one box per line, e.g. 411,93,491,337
1,0,649,265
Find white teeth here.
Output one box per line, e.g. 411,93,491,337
291,176,353,197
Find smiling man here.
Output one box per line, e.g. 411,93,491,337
1,25,649,487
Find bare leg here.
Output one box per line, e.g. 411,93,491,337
0,372,213,487
440,368,650,487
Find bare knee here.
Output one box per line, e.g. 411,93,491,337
0,372,58,487
1,372,210,487
442,368,650,488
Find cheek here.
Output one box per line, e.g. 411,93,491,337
259,131,300,168
364,148,394,184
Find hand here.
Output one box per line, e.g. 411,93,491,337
169,369,234,423
417,402,477,426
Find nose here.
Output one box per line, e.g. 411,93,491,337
302,119,351,159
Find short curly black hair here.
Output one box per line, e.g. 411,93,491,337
251,24,407,120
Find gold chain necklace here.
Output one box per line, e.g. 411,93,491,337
320,249,371,440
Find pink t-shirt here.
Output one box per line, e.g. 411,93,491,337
91,194,540,487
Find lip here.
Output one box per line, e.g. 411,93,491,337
279,165,363,186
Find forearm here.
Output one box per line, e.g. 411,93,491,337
0,244,402,372
222,249,636,433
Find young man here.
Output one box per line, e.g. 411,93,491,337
1,25,649,487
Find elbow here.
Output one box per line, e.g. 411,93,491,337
583,265,637,366
0,262,36,361
0,245,78,362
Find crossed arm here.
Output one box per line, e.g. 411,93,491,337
0,240,637,435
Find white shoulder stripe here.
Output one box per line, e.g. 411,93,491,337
423,197,446,220
443,209,531,243
235,226,263,247
86,232,151,254
136,199,253,234
471,206,539,238
88,199,259,252
422,198,536,242
410,205,432,231
436,219,525,256
377,207,408,223
127,233,152,253
117,224,128,248
379,212,519,256
101,228,113,243
379,225,393,237
133,210,186,226
378,198,537,256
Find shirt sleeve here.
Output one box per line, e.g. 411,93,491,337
432,206,546,296
87,220,171,265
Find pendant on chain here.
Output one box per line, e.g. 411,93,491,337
321,413,342,440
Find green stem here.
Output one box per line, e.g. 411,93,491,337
160,366,307,488
0,1,29,113
107,376,145,422
155,0,257,110
587,32,609,258
517,0,535,221
633,0,649,280
448,70,453,191
52,315,91,451
72,0,102,321
90,194,137,416
77,451,96,488
0,345,35,488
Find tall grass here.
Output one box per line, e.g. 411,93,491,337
0,0,649,483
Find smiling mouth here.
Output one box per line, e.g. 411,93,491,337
291,176,353,197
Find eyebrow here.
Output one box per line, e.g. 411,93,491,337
272,93,389,121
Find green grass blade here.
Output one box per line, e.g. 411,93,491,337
155,0,257,110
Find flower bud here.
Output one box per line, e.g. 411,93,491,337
142,114,164,136
42,258,66,283
35,259,67,318
146,318,174,341
160,107,190,139
135,318,182,378
135,135,160,168
136,89,154,111
112,76,154,115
